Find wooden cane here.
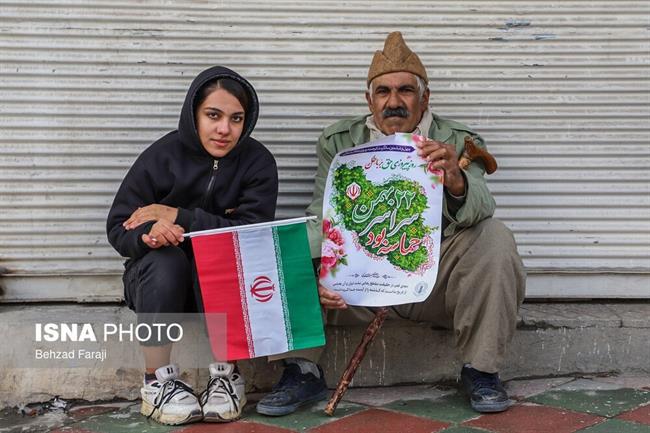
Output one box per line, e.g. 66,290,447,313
324,307,390,416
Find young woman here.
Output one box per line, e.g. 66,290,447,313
106,66,278,425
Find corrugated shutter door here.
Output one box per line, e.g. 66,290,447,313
1,1,648,301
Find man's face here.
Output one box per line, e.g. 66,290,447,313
366,71,430,135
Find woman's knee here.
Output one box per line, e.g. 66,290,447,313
132,247,192,313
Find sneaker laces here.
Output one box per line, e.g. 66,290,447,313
200,375,241,412
147,380,196,418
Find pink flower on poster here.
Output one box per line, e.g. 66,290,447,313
320,219,348,277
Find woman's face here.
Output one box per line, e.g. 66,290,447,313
196,88,245,158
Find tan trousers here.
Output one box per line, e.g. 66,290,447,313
271,218,526,373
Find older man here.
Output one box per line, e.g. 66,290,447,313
257,32,526,416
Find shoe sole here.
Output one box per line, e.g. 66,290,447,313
256,389,328,416
471,399,512,413
203,397,248,422
141,401,203,425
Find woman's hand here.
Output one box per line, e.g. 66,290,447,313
141,220,185,249
124,204,179,230
318,284,347,309
416,138,465,196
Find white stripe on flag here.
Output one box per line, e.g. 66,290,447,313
233,232,255,358
272,227,293,350
238,228,290,356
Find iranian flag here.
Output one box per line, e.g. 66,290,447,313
189,217,325,361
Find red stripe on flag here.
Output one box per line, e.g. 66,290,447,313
192,232,251,360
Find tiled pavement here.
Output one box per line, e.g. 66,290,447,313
1,375,649,433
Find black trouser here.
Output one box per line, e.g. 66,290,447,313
122,246,200,345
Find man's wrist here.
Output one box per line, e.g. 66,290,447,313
446,175,466,197
445,170,468,203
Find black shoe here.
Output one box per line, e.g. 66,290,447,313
256,363,328,416
460,365,511,413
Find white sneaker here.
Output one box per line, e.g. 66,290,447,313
140,364,203,425
200,362,247,422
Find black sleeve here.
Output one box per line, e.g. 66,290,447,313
175,151,279,232
106,158,157,260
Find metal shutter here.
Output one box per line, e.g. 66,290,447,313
1,1,648,301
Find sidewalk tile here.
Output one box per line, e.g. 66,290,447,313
175,422,298,433
529,388,650,417
343,385,452,406
0,411,68,433
505,377,574,400
241,400,364,431
463,403,603,433
439,427,493,433
68,406,118,421
49,429,99,433
591,376,650,390
71,407,176,433
575,419,650,433
307,408,449,433
383,393,478,423
618,403,650,425
554,378,626,391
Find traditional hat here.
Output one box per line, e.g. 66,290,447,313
367,31,428,86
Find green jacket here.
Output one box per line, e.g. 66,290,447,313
306,113,496,257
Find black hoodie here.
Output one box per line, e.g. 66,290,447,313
106,66,278,260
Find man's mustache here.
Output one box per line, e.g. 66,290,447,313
382,107,409,119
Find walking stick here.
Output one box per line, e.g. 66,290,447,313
324,307,389,416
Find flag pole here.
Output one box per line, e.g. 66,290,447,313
184,216,317,238
324,306,389,416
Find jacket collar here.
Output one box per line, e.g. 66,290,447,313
350,116,369,146
428,113,454,143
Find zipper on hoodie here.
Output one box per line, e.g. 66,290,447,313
201,159,219,208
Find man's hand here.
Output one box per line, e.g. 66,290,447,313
318,284,347,309
141,220,185,249
416,139,465,196
124,204,179,230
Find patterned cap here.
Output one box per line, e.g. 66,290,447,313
367,32,428,86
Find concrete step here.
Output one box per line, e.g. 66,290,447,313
1,302,648,408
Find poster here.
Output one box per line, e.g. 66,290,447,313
319,133,444,307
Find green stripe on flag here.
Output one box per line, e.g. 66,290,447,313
274,223,326,350
272,228,294,350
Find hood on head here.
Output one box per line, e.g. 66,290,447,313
178,65,260,157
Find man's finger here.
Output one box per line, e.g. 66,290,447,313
425,147,447,161
417,143,444,158
318,286,347,309
318,286,342,300
320,298,348,309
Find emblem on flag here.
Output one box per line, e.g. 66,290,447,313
250,276,275,303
